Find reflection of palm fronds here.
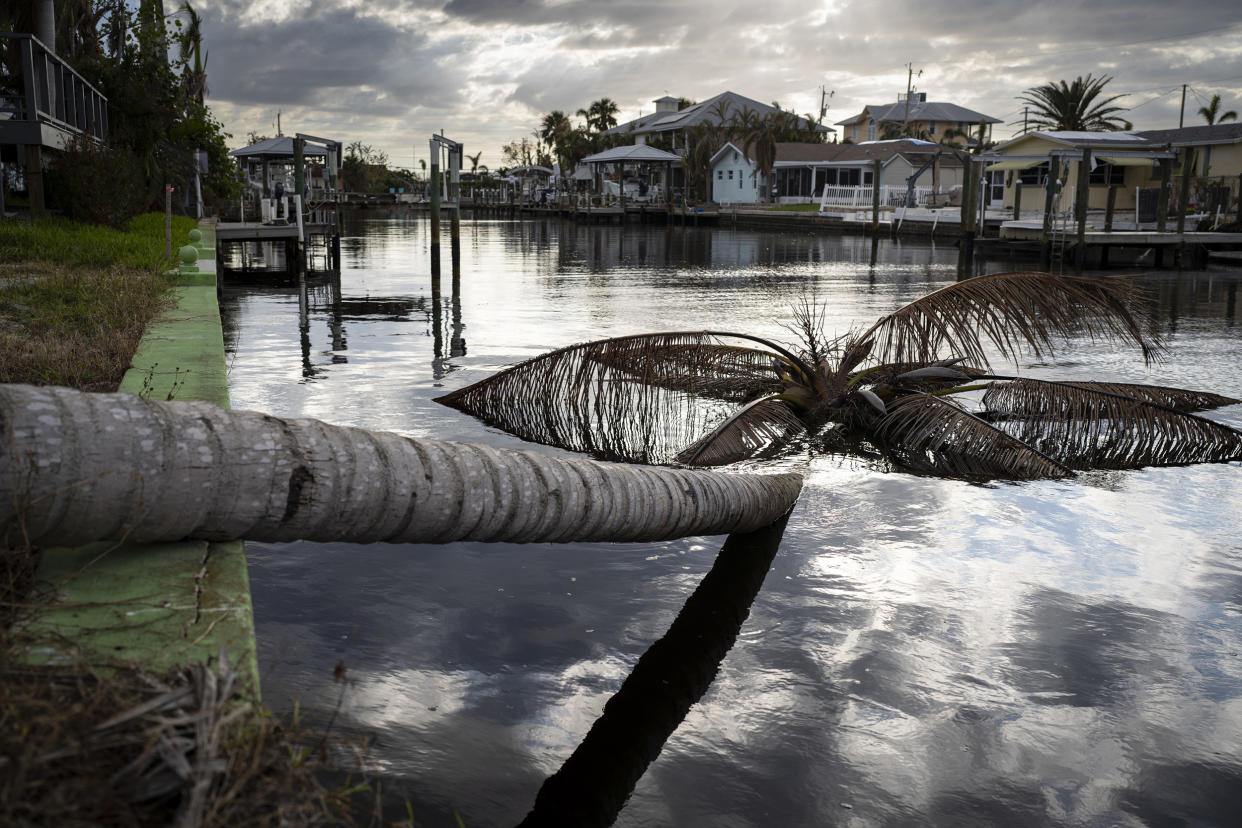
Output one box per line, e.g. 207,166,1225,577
873,394,1073,479
862,271,1159,368
676,396,807,466
434,332,787,464
982,378,1242,469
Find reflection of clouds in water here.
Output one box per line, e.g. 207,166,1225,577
229,217,1242,826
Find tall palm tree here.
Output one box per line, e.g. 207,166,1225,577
539,110,572,149
4,386,801,547
437,272,1242,480
1198,94,1238,125
587,97,619,133
1018,74,1132,132
175,1,207,104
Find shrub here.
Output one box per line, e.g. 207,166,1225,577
46,137,148,228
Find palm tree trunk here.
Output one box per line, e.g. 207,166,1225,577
1,385,802,548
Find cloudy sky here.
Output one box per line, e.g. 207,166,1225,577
189,0,1242,170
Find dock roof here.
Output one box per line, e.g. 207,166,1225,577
229,136,327,159
581,144,683,163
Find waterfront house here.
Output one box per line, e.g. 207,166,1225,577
836,93,1001,146
0,31,108,214
771,140,968,205
983,125,1242,219
602,91,833,154
709,142,760,204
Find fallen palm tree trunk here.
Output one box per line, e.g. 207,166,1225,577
0,384,801,548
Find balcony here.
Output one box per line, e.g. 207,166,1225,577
0,33,108,150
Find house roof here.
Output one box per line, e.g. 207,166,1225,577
772,140,967,167
836,100,1002,126
581,144,683,164
1135,122,1242,146
229,136,328,158
603,90,832,136
990,130,1154,153
709,141,750,166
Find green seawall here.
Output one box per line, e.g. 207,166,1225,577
29,223,260,697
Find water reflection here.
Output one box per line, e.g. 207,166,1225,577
222,213,1242,827
518,518,789,828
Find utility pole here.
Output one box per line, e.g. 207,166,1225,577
903,63,922,128
1179,84,1187,128
817,86,834,127
1023,107,1028,135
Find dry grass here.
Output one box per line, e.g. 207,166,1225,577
0,262,174,392
0,643,386,827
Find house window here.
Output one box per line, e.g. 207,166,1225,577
717,170,723,180
867,121,876,141
1088,163,1125,186
739,174,744,189
862,169,873,185
728,169,734,179
1018,162,1049,186
927,121,937,135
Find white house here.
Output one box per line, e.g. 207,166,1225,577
709,142,761,204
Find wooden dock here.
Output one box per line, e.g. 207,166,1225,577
215,219,340,280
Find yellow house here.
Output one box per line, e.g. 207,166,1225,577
984,125,1242,220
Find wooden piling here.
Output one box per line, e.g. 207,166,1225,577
448,143,461,262
1075,148,1090,271
1176,149,1193,235
871,158,882,233
1156,158,1172,233
1040,157,1060,267
429,139,441,273
1013,182,1022,221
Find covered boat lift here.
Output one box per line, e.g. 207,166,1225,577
580,144,682,207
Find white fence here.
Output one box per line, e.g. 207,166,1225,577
815,184,943,211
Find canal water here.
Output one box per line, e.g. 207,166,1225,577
221,211,1242,827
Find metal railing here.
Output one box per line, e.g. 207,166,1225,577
0,33,108,143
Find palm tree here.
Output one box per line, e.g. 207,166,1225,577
437,272,1242,480
1198,94,1238,125
174,1,208,104
743,113,789,201
587,97,619,133
1018,74,1132,132
539,111,572,149
4,385,801,548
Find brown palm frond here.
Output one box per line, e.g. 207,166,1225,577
587,342,783,402
871,393,1073,480
1039,381,1238,412
980,378,1242,469
860,272,1160,370
675,396,807,467
434,333,785,464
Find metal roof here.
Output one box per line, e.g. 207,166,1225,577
836,100,1002,126
229,136,328,158
771,140,966,167
581,144,683,164
603,90,832,137
1135,123,1242,146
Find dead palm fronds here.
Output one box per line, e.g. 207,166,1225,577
437,271,1242,480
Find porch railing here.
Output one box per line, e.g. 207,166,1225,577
813,184,938,210
0,33,108,144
